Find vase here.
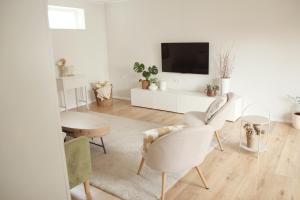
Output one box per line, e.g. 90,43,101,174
292,112,300,130
149,83,158,91
141,80,150,89
159,81,167,91
246,134,256,149
221,78,230,95
207,90,216,97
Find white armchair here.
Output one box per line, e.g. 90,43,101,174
137,125,216,200
184,93,236,151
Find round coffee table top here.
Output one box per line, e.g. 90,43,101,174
61,111,110,137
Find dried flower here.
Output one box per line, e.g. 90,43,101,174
218,48,235,78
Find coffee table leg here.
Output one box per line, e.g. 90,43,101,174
89,137,107,154
101,137,107,154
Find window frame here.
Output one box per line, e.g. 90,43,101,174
48,5,86,30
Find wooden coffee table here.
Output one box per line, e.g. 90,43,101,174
61,111,110,154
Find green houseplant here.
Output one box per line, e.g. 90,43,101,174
133,62,158,89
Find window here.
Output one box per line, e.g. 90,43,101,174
48,5,86,30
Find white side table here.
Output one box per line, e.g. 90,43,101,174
56,75,88,111
239,115,270,158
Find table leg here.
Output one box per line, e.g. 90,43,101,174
63,90,67,111
85,86,89,110
101,137,107,154
75,88,78,109
89,137,107,154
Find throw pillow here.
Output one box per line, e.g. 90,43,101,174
143,125,184,152
204,95,228,124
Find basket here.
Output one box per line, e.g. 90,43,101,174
93,85,113,107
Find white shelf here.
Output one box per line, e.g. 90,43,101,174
131,87,242,121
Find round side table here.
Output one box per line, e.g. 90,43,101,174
239,115,270,158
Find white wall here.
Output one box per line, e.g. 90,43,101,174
105,0,300,122
49,0,109,108
0,0,70,199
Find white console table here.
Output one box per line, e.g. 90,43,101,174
131,87,242,121
56,75,88,111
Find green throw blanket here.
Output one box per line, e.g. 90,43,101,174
64,136,91,188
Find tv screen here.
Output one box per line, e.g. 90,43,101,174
161,42,209,74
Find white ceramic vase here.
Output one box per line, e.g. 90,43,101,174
149,83,158,91
292,112,300,130
159,81,167,91
221,78,230,95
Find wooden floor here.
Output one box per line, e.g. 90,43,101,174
71,99,300,200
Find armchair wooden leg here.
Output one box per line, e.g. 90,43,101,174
215,130,224,151
195,166,209,189
137,158,145,175
161,172,166,200
83,180,92,200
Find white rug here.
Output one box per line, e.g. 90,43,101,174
88,112,219,200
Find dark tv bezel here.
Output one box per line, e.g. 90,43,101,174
161,42,209,75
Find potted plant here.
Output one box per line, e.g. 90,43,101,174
288,95,300,129
133,62,158,89
218,48,235,94
206,84,219,97
243,123,265,148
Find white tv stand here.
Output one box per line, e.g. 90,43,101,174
130,87,242,121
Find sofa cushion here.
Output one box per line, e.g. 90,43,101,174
204,95,228,124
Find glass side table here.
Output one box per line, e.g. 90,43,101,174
240,115,270,158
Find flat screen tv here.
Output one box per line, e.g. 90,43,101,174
161,42,209,74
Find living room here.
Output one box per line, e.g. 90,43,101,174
1,0,300,200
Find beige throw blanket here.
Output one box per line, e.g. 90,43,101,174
95,81,112,101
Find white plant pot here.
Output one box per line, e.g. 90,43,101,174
159,81,167,91
292,112,300,130
221,78,231,95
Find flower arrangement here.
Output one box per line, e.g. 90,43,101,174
218,48,235,78
243,123,265,148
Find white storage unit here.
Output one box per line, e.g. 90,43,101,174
131,87,242,121
56,75,88,110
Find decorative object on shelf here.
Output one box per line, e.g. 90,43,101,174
288,95,300,129
159,80,167,91
243,123,265,148
93,81,113,107
206,84,219,97
56,58,75,77
218,47,235,95
149,78,159,91
133,62,158,89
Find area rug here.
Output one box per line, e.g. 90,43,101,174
88,112,220,200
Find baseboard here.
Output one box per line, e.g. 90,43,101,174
112,95,131,101
60,99,97,111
